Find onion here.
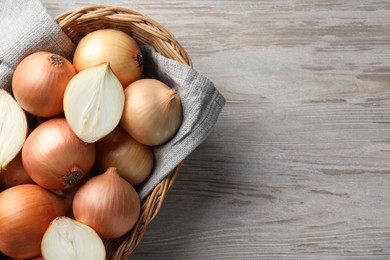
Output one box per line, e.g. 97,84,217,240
95,126,154,186
0,184,70,258
120,78,183,146
12,51,76,117
41,216,105,260
0,89,28,169
22,118,96,190
63,63,124,143
72,167,141,238
73,29,143,88
0,154,34,188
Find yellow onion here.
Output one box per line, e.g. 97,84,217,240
73,29,143,88
22,118,96,190
95,126,154,186
12,51,76,117
0,154,34,188
121,78,183,146
0,184,70,258
72,167,140,238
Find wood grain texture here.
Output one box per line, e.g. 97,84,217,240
42,0,390,259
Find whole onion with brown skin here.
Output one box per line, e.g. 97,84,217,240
12,51,76,117
73,29,143,88
95,126,154,186
72,167,140,238
22,118,96,190
0,184,70,258
120,78,183,146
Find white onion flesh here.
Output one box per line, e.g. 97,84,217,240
63,63,124,143
41,216,105,260
0,89,27,169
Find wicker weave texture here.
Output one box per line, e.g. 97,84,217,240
55,5,191,259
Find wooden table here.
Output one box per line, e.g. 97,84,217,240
43,1,390,259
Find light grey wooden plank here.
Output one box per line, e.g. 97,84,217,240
41,0,390,259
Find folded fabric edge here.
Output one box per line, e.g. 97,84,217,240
137,45,226,200
138,91,225,201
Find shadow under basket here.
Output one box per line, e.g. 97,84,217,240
55,5,192,260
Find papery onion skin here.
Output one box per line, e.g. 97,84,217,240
12,51,76,117
22,118,96,190
120,78,183,146
0,154,34,188
73,29,143,88
72,167,141,238
0,184,70,258
95,126,154,186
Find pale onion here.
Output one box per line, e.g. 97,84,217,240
73,167,141,238
120,78,183,146
12,51,76,117
0,154,34,188
73,29,143,88
0,184,70,258
41,216,105,260
95,126,154,186
0,89,28,169
22,118,96,190
63,63,125,143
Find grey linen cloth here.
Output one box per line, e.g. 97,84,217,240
0,0,225,201
139,45,225,199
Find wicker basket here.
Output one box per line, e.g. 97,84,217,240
55,5,192,259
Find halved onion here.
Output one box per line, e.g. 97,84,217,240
63,63,124,143
0,89,27,169
41,216,105,260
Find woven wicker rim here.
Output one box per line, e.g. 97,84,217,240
55,5,191,259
